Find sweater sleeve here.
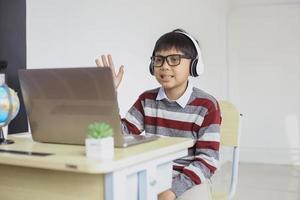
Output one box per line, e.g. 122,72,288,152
171,101,221,197
121,94,145,135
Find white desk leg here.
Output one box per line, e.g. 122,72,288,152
138,165,158,200
138,170,147,199
105,171,127,200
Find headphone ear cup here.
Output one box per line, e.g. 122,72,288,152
190,59,199,77
149,62,154,75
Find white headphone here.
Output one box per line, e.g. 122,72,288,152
173,29,204,77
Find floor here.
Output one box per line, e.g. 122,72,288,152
212,163,300,200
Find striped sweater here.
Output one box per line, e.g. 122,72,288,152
121,84,221,197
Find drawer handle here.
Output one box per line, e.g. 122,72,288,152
149,180,157,186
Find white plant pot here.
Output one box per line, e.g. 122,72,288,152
85,137,114,160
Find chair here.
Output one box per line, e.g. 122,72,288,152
211,100,242,200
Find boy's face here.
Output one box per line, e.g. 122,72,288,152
153,48,191,93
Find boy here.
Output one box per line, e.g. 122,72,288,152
96,29,221,200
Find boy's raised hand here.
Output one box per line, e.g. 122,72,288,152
95,54,124,90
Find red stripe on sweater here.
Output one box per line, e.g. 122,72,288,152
195,157,217,174
192,124,201,132
201,110,221,128
195,141,220,151
121,119,141,135
133,99,144,116
182,168,201,184
173,165,184,171
144,116,195,131
188,98,215,109
141,92,157,101
189,98,221,128
133,90,158,117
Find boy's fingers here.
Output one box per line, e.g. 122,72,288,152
107,54,115,67
95,58,103,67
108,54,117,76
101,55,109,67
117,65,124,79
117,65,124,77
115,65,124,88
120,65,124,74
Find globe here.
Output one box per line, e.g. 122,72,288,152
0,84,20,144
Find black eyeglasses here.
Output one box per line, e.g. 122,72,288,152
150,54,191,67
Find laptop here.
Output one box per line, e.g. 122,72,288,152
18,67,159,147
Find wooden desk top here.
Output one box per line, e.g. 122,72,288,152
0,133,193,174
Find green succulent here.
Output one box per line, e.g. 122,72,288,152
87,122,113,139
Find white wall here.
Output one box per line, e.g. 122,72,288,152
27,0,300,164
227,0,300,164
26,0,229,116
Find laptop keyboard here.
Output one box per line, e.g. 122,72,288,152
124,134,159,146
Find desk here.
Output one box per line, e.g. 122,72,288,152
0,133,193,200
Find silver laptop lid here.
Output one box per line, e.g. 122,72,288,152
18,67,125,146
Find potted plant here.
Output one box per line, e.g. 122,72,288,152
85,122,114,160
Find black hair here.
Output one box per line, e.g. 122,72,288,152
152,29,198,59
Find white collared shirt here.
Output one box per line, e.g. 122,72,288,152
156,81,193,108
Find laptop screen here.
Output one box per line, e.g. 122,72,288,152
19,67,122,145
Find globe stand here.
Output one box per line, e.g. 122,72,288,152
0,128,14,145
0,83,17,145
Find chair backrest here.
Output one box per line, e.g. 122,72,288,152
213,100,242,200
219,101,241,147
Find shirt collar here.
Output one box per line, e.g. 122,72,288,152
156,81,193,108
